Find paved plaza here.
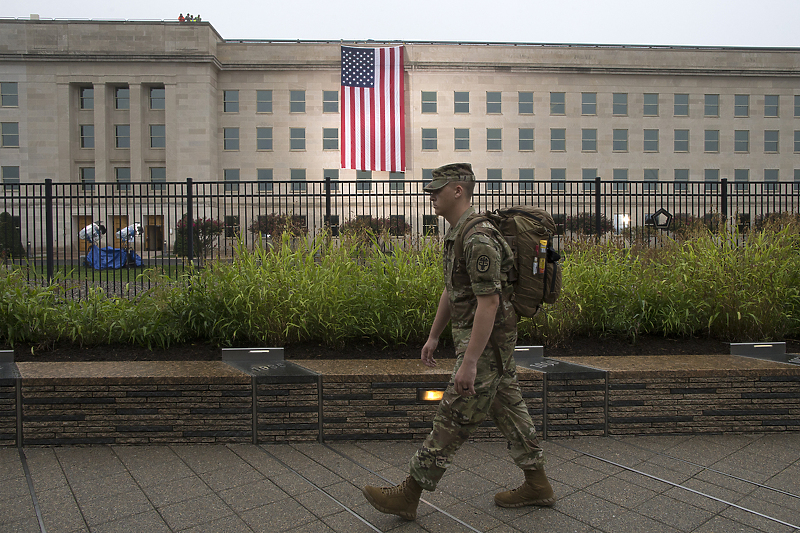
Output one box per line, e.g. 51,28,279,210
2,433,799,532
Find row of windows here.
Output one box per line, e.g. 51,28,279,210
75,86,166,111
222,90,339,114
75,124,166,149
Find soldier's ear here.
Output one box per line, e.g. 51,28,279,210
454,184,463,198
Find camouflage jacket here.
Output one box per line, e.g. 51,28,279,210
444,207,517,335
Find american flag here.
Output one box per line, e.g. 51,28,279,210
341,45,405,172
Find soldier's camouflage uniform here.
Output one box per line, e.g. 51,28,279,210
409,206,546,491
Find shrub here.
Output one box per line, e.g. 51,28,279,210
172,214,224,259
248,213,309,240
0,212,25,259
565,212,614,235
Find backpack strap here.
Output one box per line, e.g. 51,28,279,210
453,213,506,376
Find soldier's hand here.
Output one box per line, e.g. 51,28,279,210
454,364,476,396
421,338,438,367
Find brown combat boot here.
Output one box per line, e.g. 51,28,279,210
362,475,423,520
494,468,556,508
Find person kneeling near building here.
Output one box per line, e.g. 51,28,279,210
362,163,556,520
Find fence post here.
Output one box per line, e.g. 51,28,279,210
186,178,193,264
720,177,728,222
595,177,602,240
44,179,54,283
325,176,332,229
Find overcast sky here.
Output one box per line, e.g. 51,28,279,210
7,0,800,47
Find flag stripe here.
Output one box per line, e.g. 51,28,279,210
340,45,405,173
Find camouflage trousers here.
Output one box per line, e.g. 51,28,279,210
409,338,545,491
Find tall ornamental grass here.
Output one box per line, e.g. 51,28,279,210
1,221,799,353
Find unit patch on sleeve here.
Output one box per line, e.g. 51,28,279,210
476,255,491,273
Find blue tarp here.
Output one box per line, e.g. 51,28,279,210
84,245,143,270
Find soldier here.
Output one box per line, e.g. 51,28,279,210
362,163,555,520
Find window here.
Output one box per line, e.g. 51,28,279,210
149,87,165,110
150,167,166,190
582,168,597,191
612,168,628,191
764,169,779,191
422,168,433,189
2,166,20,190
735,94,749,117
422,214,439,236
223,90,239,113
704,168,719,191
223,128,239,150
150,124,166,148
551,168,566,191
257,168,273,192
389,172,405,191
637,168,657,193
674,93,689,116
486,92,502,114
454,128,470,151
80,87,94,110
795,95,800,117
644,129,659,152
550,92,565,115
581,129,597,152
643,93,659,116
290,128,305,150
323,168,339,191
674,169,689,191
224,215,240,238
256,127,273,151
323,90,338,113
80,167,95,191
1,122,19,147
613,93,628,115
704,94,719,117
519,128,534,151
487,168,502,191
1,82,18,107
704,130,719,152
257,90,273,113
224,169,240,192
734,168,749,191
80,125,94,148
454,92,469,114
795,131,800,152
764,130,779,152
290,90,306,113
674,129,689,152
115,167,131,191
765,95,779,117
796,169,800,192
323,128,338,150
613,129,628,152
421,91,437,113
115,125,130,148
422,128,437,150
550,128,565,151
519,168,534,191
115,87,129,110
355,170,370,191
734,130,749,152
582,93,596,115
487,128,502,151
519,92,533,114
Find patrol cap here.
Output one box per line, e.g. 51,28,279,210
423,163,475,192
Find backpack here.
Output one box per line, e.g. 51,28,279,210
455,206,562,317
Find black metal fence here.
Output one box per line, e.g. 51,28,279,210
1,178,798,299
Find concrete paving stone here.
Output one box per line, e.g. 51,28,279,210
0,448,23,480
542,440,583,462
285,519,335,533
270,470,322,497
436,468,504,501
555,490,629,530
618,434,695,454
692,468,762,496
127,458,196,487
0,494,36,526
319,510,386,533
23,448,70,493
318,479,365,506
763,466,800,494
660,484,731,514
572,454,627,476
198,461,266,492
509,508,599,533
55,447,124,479
58,457,127,485
695,433,761,450
355,441,419,468
294,486,349,518
640,450,708,478
693,514,787,533
584,475,659,509
638,456,701,485
37,484,87,532
179,513,256,533
756,433,800,454
239,498,318,532
438,500,505,531
111,445,180,470
712,457,793,484
547,459,614,490
467,457,522,489
229,444,295,478
3,516,42,533
170,444,243,474
664,438,739,468
725,495,800,531
68,471,141,503
88,510,171,533
77,488,153,528
597,509,683,533
0,475,32,503
217,478,290,512
679,476,752,506
612,467,674,493
450,440,503,469
326,442,398,473
141,473,214,507
158,493,234,531
633,493,716,531
569,436,656,466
